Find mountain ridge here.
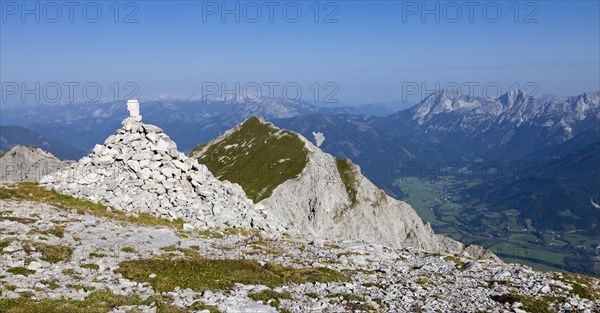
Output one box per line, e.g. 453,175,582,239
191,116,497,259
0,125,86,160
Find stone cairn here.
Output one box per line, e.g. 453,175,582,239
41,100,279,231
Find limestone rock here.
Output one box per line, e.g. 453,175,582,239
0,145,69,183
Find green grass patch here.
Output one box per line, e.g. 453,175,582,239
81,264,100,270
222,227,258,237
493,293,553,313
39,280,61,290
336,251,365,258
570,282,592,300
0,183,183,230
363,282,387,290
29,226,65,238
161,246,200,258
34,243,73,263
415,277,434,285
196,229,225,239
555,272,599,300
196,227,258,239
0,239,12,250
116,255,347,293
184,300,220,313
89,252,108,258
444,255,465,268
194,117,309,203
0,214,37,224
61,268,80,279
7,267,35,276
249,290,292,308
335,158,359,206
121,246,137,254
0,289,146,313
66,284,95,292
43,226,65,238
18,292,34,299
250,244,283,255
326,293,374,312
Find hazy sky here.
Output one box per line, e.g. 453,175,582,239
1,1,599,104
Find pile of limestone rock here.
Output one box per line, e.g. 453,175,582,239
40,100,280,231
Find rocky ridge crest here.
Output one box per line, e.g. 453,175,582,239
0,145,68,183
192,117,497,260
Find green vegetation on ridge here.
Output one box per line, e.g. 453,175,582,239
117,254,347,293
192,117,309,203
0,183,184,230
335,158,359,206
0,289,219,313
188,143,207,157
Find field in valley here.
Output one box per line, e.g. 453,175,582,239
395,177,599,277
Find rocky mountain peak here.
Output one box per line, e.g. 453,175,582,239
436,87,463,101
191,116,498,259
409,89,599,133
40,101,282,232
412,88,481,124
0,145,67,182
499,88,529,108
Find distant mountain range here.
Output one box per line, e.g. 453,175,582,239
0,97,358,154
0,126,85,160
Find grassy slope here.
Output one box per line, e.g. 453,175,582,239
193,117,309,203
117,254,347,293
0,183,184,230
335,158,359,207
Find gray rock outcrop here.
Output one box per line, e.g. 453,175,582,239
260,129,468,254
0,145,68,182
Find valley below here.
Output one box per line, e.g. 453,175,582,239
395,176,599,276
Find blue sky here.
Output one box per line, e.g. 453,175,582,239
1,0,599,105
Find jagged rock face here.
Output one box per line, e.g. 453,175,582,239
258,129,460,253
40,103,280,231
0,145,68,182
192,117,496,259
